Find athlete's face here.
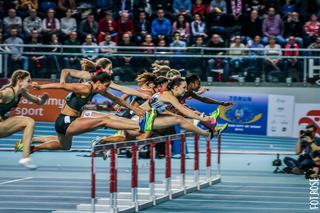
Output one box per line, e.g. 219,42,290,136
19,76,32,91
190,80,201,91
95,81,111,92
173,81,187,97
102,64,113,76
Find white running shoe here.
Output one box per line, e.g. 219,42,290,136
19,158,38,170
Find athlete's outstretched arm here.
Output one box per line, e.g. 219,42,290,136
22,92,48,105
60,69,92,83
109,82,150,99
99,91,145,117
33,82,90,95
163,94,210,122
191,91,233,106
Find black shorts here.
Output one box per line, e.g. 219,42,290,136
55,114,77,135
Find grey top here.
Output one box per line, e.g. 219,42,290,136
23,16,42,35
60,17,77,35
4,36,24,57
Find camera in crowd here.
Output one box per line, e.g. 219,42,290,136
300,130,315,140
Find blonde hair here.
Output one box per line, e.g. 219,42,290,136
135,72,156,87
1,70,30,90
80,58,112,72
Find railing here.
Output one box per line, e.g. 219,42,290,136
1,44,320,85
84,132,222,213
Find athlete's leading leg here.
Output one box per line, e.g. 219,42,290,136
66,116,140,136
0,116,35,159
153,115,209,137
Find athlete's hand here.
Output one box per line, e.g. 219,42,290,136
40,93,49,105
31,82,41,90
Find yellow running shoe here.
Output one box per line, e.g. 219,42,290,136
14,139,24,152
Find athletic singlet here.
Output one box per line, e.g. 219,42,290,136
149,92,173,114
65,83,96,112
0,87,22,118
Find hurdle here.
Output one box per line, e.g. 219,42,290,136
53,132,222,213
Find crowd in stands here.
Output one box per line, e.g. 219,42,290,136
1,0,320,82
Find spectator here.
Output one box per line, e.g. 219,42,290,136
79,13,98,41
295,0,318,23
206,34,229,81
151,9,172,42
188,35,206,77
309,150,320,178
247,35,264,79
170,32,187,70
172,14,190,42
47,33,61,76
20,0,39,10
23,9,42,38
209,0,227,14
283,124,320,174
82,34,99,60
308,36,320,56
243,0,266,16
97,12,118,44
229,0,245,21
262,7,285,45
25,29,46,78
4,27,28,71
57,0,76,17
170,32,187,48
304,14,320,47
134,11,150,44
60,9,77,39
99,32,117,54
280,0,296,16
241,9,262,46
63,31,81,69
283,36,300,80
96,0,113,9
140,32,154,69
284,12,303,47
114,0,134,14
42,9,60,42
172,0,192,15
229,35,246,76
141,33,155,53
264,35,283,81
150,0,173,12
192,0,206,16
117,33,136,81
3,9,22,37
134,0,153,17
116,11,134,38
191,13,207,38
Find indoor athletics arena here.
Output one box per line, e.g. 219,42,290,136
0,1,320,213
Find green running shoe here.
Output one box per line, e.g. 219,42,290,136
14,139,24,152
215,123,229,135
145,108,157,132
210,108,220,125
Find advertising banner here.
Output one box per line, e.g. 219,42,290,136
186,92,268,135
267,95,295,137
11,80,68,122
293,104,320,137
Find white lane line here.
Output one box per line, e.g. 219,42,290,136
0,177,33,185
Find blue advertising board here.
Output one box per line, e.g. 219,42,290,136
186,92,268,135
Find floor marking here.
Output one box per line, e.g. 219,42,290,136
0,177,33,185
